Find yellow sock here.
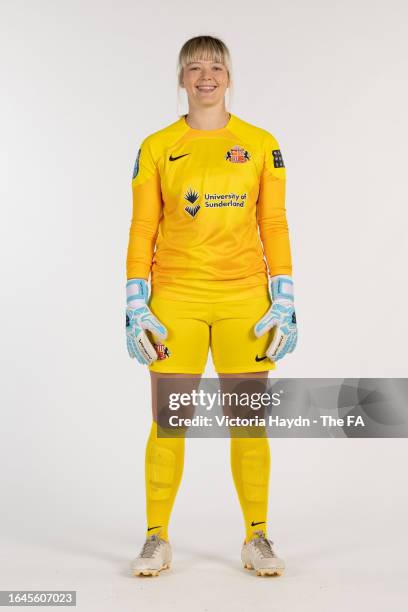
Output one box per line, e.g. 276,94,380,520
144,420,185,542
230,427,271,543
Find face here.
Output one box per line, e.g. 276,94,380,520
180,58,229,108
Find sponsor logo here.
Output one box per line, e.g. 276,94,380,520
272,149,285,168
226,145,250,163
272,336,285,356
147,525,162,531
251,520,266,527
184,187,199,203
204,192,247,208
169,153,190,161
132,148,141,179
255,355,267,362
184,187,200,218
185,205,200,218
137,336,152,359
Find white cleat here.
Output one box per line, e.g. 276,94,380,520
241,530,285,577
131,532,172,577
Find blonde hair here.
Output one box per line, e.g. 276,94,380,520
176,35,233,114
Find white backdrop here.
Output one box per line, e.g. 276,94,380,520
1,1,408,610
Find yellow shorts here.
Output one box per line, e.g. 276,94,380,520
147,292,277,375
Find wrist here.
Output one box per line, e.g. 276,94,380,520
269,275,294,302
126,278,149,307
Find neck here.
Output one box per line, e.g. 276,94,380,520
184,105,230,130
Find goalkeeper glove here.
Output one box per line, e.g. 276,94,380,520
254,275,298,362
126,278,167,365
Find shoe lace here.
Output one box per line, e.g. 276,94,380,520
251,531,276,558
140,534,162,558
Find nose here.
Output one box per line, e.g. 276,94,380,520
201,66,213,79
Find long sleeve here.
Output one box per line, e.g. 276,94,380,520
257,132,292,277
126,137,163,280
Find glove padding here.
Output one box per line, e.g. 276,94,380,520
126,279,167,365
254,275,298,362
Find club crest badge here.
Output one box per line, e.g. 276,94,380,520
225,145,250,163
154,343,171,360
184,187,200,218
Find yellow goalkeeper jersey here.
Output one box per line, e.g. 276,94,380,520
126,113,292,301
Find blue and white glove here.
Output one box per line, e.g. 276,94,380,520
254,275,298,362
126,278,168,365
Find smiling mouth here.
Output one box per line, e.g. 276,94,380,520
196,85,217,93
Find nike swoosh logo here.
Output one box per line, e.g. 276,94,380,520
255,355,267,362
147,525,162,531
169,153,190,161
251,521,266,527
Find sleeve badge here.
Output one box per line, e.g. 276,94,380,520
272,149,285,168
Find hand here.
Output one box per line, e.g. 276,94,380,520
254,275,298,362
126,279,168,365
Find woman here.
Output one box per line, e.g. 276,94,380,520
126,35,298,577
